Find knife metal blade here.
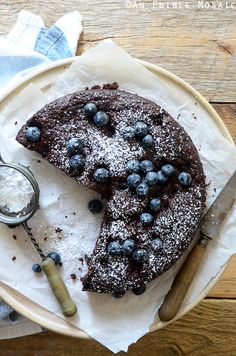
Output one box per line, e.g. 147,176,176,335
201,170,236,239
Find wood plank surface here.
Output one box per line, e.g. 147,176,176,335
207,103,236,298
0,0,236,101
0,299,235,356
0,2,235,354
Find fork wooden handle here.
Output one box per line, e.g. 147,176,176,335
41,257,77,317
158,239,208,322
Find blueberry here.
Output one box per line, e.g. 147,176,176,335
125,159,140,173
88,199,103,213
134,121,148,138
69,154,85,170
149,198,161,212
144,171,158,186
178,172,192,186
93,168,110,183
120,182,129,190
9,311,19,323
136,182,149,196
132,284,146,295
26,127,41,142
141,134,154,149
140,160,154,173
122,126,135,140
151,238,163,251
156,170,168,184
84,102,98,117
93,111,109,127
32,263,42,273
66,138,83,155
127,173,141,188
161,164,175,177
107,241,122,256
112,290,125,298
122,239,136,256
140,212,154,225
47,252,61,265
133,249,149,263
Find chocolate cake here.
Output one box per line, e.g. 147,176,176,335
16,83,206,297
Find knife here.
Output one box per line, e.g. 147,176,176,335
158,170,236,322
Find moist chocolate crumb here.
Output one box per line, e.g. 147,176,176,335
78,257,84,265
102,82,119,90
65,216,68,219
71,273,77,280
12,256,16,261
44,236,48,241
55,227,63,233
12,235,17,240
14,121,18,125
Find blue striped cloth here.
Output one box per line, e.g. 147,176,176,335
0,10,83,92
0,10,83,324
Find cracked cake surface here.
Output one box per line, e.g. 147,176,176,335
16,83,206,296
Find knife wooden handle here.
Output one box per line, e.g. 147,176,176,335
158,240,207,322
40,257,77,317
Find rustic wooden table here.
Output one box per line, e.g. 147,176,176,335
0,1,235,355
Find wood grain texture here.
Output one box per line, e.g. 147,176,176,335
0,2,235,352
0,0,236,101
212,103,236,140
0,300,235,356
208,255,236,298
206,103,236,298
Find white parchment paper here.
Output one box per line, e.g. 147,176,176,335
0,40,236,353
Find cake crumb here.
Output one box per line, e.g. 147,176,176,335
70,273,77,280
44,236,48,241
55,227,63,233
12,235,17,240
12,256,16,261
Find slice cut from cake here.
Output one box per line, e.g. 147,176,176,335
16,83,206,297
